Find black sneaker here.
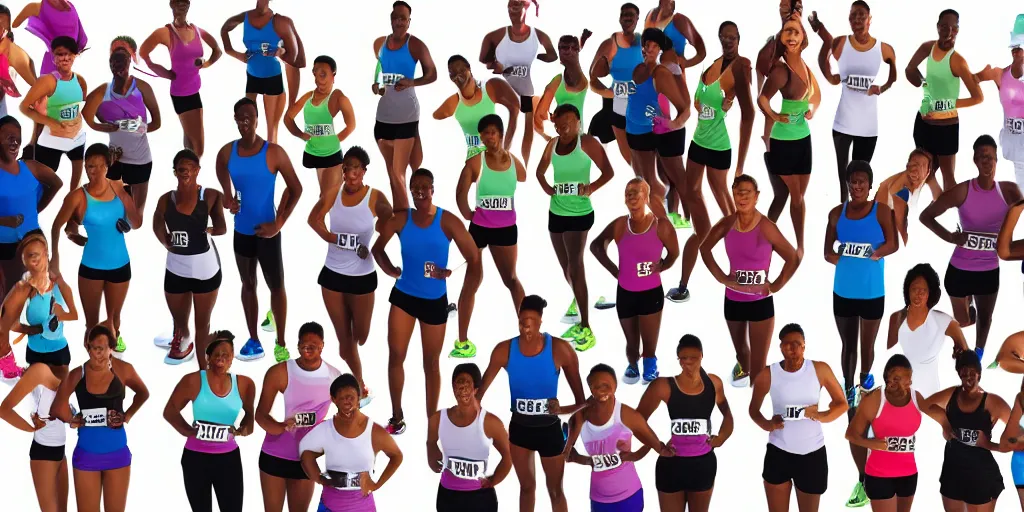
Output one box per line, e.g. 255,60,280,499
666,287,690,303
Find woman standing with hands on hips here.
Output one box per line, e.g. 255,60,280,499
433,54,519,161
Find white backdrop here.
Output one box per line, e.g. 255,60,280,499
4,0,1024,510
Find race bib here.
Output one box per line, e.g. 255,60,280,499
445,456,486,480
465,134,481,147
336,233,360,251
293,412,317,428
698,104,715,121
612,80,636,98
636,261,654,278
59,104,80,121
591,453,623,472
840,242,874,259
956,428,979,446
844,75,873,91
885,436,915,453
260,42,271,54
305,124,335,137
324,471,362,490
514,398,549,415
423,261,437,278
507,65,529,78
554,182,581,196
783,405,806,421
118,118,141,132
1007,117,1024,135
81,407,107,427
170,231,189,248
786,112,807,125
931,99,955,113
477,196,513,211
670,418,709,436
194,421,231,443
962,232,997,252
380,73,404,87
735,269,767,286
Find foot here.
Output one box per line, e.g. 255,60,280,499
164,333,195,365
668,212,686,229
623,363,640,385
642,357,659,384
236,338,266,361
273,343,290,363
845,385,862,409
448,340,477,359
114,336,127,353
0,350,24,380
593,296,616,310
730,363,750,388
260,311,275,333
572,327,596,352
359,387,374,409
845,481,868,508
154,331,173,348
560,299,580,324
666,287,690,303
561,323,582,338
385,417,407,435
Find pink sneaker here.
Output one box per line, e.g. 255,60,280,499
0,350,24,379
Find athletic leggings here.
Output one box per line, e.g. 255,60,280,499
833,130,878,199
181,448,244,512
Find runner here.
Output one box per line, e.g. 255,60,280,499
874,149,941,245
535,104,614,350
372,1,437,212
220,0,306,144
534,32,591,139
749,323,849,512
298,374,404,512
165,332,255,512
477,294,587,512
588,3,642,165
591,177,679,383
905,9,984,191
371,168,480,435
992,334,1024,509
82,37,162,220
215,97,302,363
668,20,756,303
0,6,39,118
50,143,141,354
808,1,897,200
427,363,512,511
283,55,355,191
13,0,86,76
920,135,1021,363
974,15,1024,191
309,147,390,406
635,334,734,512
433,54,519,161
480,0,557,165
644,0,706,69
886,263,970,398
453,114,526,358
153,149,226,367
255,322,341,512
50,325,149,512
699,175,800,387
139,0,222,158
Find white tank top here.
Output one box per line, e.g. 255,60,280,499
439,408,491,475
833,37,882,137
299,416,375,474
768,360,825,455
33,384,66,447
898,309,954,397
325,187,376,277
495,27,539,97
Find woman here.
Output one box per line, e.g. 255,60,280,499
51,325,149,512
14,0,86,77
592,177,679,383
535,103,614,349
371,168,480,435
82,37,161,220
975,16,1024,191
299,374,403,512
699,175,800,387
759,12,820,254
51,143,141,354
220,0,306,144
152,149,226,367
139,0,221,158
995,333,1024,509
749,323,848,512
534,33,591,139
874,149,941,245
256,322,341,512
845,355,928,512
671,20,755,304
887,264,970,398
427,363,512,511
0,8,39,114
478,294,587,512
433,54,519,161
588,3,642,165
644,0,706,69
309,147,391,405
164,332,256,512
283,55,355,190
453,114,526,359
920,135,1021,362
636,334,734,512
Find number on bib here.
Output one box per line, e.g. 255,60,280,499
698,105,715,121
423,261,436,278
636,261,654,278
786,112,807,125
325,471,362,489
1007,118,1024,135
885,436,915,452
465,134,482,147
305,124,335,137
195,421,231,443
59,104,79,121
670,418,709,436
293,412,317,428
844,75,873,91
477,196,513,211
336,233,360,251
591,453,623,472
119,118,141,132
932,99,955,113
81,408,107,427
380,73,404,87
783,406,805,421
446,457,486,479
840,242,874,258
962,233,997,252
508,65,529,78
171,231,189,248
515,398,548,415
957,428,980,446
612,81,636,98
735,269,767,286
554,182,580,196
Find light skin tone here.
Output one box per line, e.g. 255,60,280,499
433,60,520,153
874,152,942,245
163,340,256,440
283,60,356,191
644,0,706,68
589,5,641,165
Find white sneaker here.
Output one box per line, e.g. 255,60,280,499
154,331,173,348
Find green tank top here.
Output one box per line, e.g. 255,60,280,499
476,152,518,206
554,74,587,123
303,93,340,157
770,98,811,141
920,45,959,119
47,73,82,122
692,70,730,152
454,82,496,160
549,136,593,216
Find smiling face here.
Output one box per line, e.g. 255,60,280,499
847,171,871,201
553,111,579,139
732,180,759,213
720,24,739,58
448,59,472,88
409,173,434,208
296,332,324,365
620,6,639,33
20,238,47,275
0,121,20,161
908,276,929,309
52,46,76,74
587,371,617,403
958,364,980,390
624,181,649,212
780,18,805,53
974,144,997,179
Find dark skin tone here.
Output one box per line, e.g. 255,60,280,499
433,63,519,153
589,5,641,165
874,153,942,245
644,0,706,68
283,61,356,191
163,341,256,440
973,47,1024,95
534,36,589,140
1000,383,1024,509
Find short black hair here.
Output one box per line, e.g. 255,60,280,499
173,149,200,168
903,263,941,309
0,5,11,17
411,168,434,184
233,97,258,115
88,325,117,349
393,1,411,13
50,35,79,53
330,374,361,397
851,0,870,12
85,144,112,167
477,114,504,136
553,103,580,120
779,323,805,341
343,146,370,168
520,294,547,316
883,354,912,381
0,115,20,131
955,350,982,375
621,3,640,15
846,160,873,186
719,21,739,35
587,363,617,382
973,134,997,153
938,9,959,22
205,330,235,356
112,35,138,52
298,322,325,340
452,363,482,388
676,334,703,353
313,55,337,73
641,28,672,52
733,174,758,192
448,54,470,68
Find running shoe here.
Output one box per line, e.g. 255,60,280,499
114,336,127,353
642,357,659,384
561,299,580,324
987,357,1000,370
975,346,984,361
447,303,458,318
154,331,173,348
594,296,616,310
666,287,690,303
730,363,750,388
623,363,640,385
668,212,685,229
164,333,195,365
237,338,265,361
449,340,477,359
0,350,24,379
845,481,868,508
562,324,582,339
359,387,374,409
261,311,275,332
861,373,875,390
573,327,596,352
274,343,290,363
845,385,861,409
386,417,407,435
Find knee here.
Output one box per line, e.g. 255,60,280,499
545,481,565,501
501,273,519,290
388,346,407,364
239,277,257,293
518,479,537,495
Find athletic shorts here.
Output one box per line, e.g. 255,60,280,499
171,93,203,115
767,136,812,175
592,489,643,512
233,231,284,290
72,445,131,472
688,141,732,170
940,443,1003,505
303,151,343,169
318,267,377,296
469,223,517,248
164,269,222,295
79,263,131,284
1011,451,1024,488
944,263,999,298
106,161,153,185
0,228,42,260
626,128,686,157
587,99,616,144
762,443,828,495
35,142,84,172
259,451,307,480
374,121,418,141
548,211,595,234
655,452,717,493
246,73,284,96
864,473,918,500
832,293,884,320
609,112,626,131
29,441,65,462
389,287,448,326
724,296,774,323
519,94,533,113
616,285,665,319
26,344,71,366
508,419,565,458
436,484,498,512
913,113,959,157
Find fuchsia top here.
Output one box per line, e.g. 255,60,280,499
26,0,87,76
950,179,1007,272
865,390,922,478
616,216,664,292
725,219,772,302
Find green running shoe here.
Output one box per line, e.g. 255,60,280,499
845,481,868,508
988,360,999,370
573,327,596,352
273,343,290,363
594,296,616,310
449,340,477,359
114,336,127,353
668,212,689,229
261,310,276,332
561,299,580,324
562,323,582,338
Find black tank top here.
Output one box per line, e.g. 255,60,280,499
166,188,211,256
667,369,716,423
946,387,992,448
75,364,125,427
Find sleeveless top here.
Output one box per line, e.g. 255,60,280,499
473,154,517,229
495,27,539,96
617,217,663,292
25,279,68,354
394,208,449,300
507,334,560,427
581,400,642,503
74,365,128,453
768,360,824,455
865,390,921,478
185,371,242,454
666,370,716,457
376,35,420,124
1000,67,1024,162
242,13,283,78
168,24,204,97
549,136,593,216
0,161,41,243
453,81,495,159
261,359,341,461
950,179,1007,272
439,408,491,492
725,219,772,302
325,187,376,277
96,79,151,165
608,33,642,116
81,190,129,271
834,203,885,300
833,37,882,137
228,141,277,236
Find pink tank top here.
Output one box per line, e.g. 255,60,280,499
260,359,340,461
168,24,204,97
864,390,921,478
724,219,772,302
581,401,642,503
1001,67,1024,119
616,216,664,292
950,179,1007,272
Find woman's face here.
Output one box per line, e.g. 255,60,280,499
847,171,871,201
480,124,503,150
448,60,472,88
908,276,930,309
170,0,190,18
719,25,739,57
311,62,334,91
174,158,199,187
780,18,805,53
885,366,912,394
332,386,360,417
85,155,109,183
20,239,47,275
587,372,617,403
452,372,477,405
906,154,930,186
732,181,759,213
296,333,324,362
52,46,76,73
518,309,541,339
624,182,649,211
342,157,366,190
409,175,433,206
0,121,21,160
958,365,980,390
642,40,662,62
552,112,579,139
86,336,112,363
1012,47,1024,66
558,39,580,66
780,332,805,361
207,342,233,373
109,49,131,79
677,347,703,375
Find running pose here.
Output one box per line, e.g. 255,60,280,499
371,168,480,435
874,149,941,245
588,3,642,165
427,363,512,512
434,54,519,161
13,0,86,77
749,324,849,512
591,177,679,383
700,175,800,387
534,32,591,139
164,332,256,512
974,15,1024,191
478,295,586,512
139,0,221,158
215,97,302,363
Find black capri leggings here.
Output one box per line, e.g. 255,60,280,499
832,130,877,198
181,448,244,512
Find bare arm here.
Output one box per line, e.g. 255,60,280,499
878,43,898,93
219,13,247,62
432,93,459,120
82,84,116,133
758,63,787,123
254,363,289,435
589,218,620,278
283,91,313,140
0,363,47,432
580,136,614,194
335,92,356,144
236,376,257,436
699,215,735,284
371,213,404,279
20,75,58,129
945,319,970,353
533,77,558,139
139,27,174,79
887,310,906,350
443,211,483,290
163,373,200,437
214,144,234,202
762,219,800,293
484,413,512,486
654,66,691,130
905,42,932,87
136,79,161,133
425,411,443,473
534,139,556,195
269,146,303,229
26,160,62,212
455,156,479,222
952,53,983,109
151,193,171,249
535,30,557,63
733,59,755,175
845,390,886,450
711,374,734,444
812,361,849,423
307,178,339,245
477,341,510,400
656,218,680,271
199,28,223,68
410,37,437,87
588,40,614,97
817,34,841,86
12,3,40,28
276,16,305,68
676,15,706,68
748,368,775,431
823,205,841,265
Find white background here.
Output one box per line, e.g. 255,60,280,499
4,0,1024,510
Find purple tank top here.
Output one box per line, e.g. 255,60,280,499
725,219,772,302
581,401,642,503
168,24,204,97
617,216,664,292
26,0,87,76
261,360,339,461
950,179,1007,272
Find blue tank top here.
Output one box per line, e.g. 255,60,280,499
0,161,41,243
834,203,885,299
663,17,688,56
395,208,450,300
625,72,659,134
379,36,417,86
507,333,559,412
81,190,129,271
895,187,911,203
242,13,283,78
228,141,277,236
609,34,643,83
26,282,68,354
193,371,243,427
75,366,128,453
